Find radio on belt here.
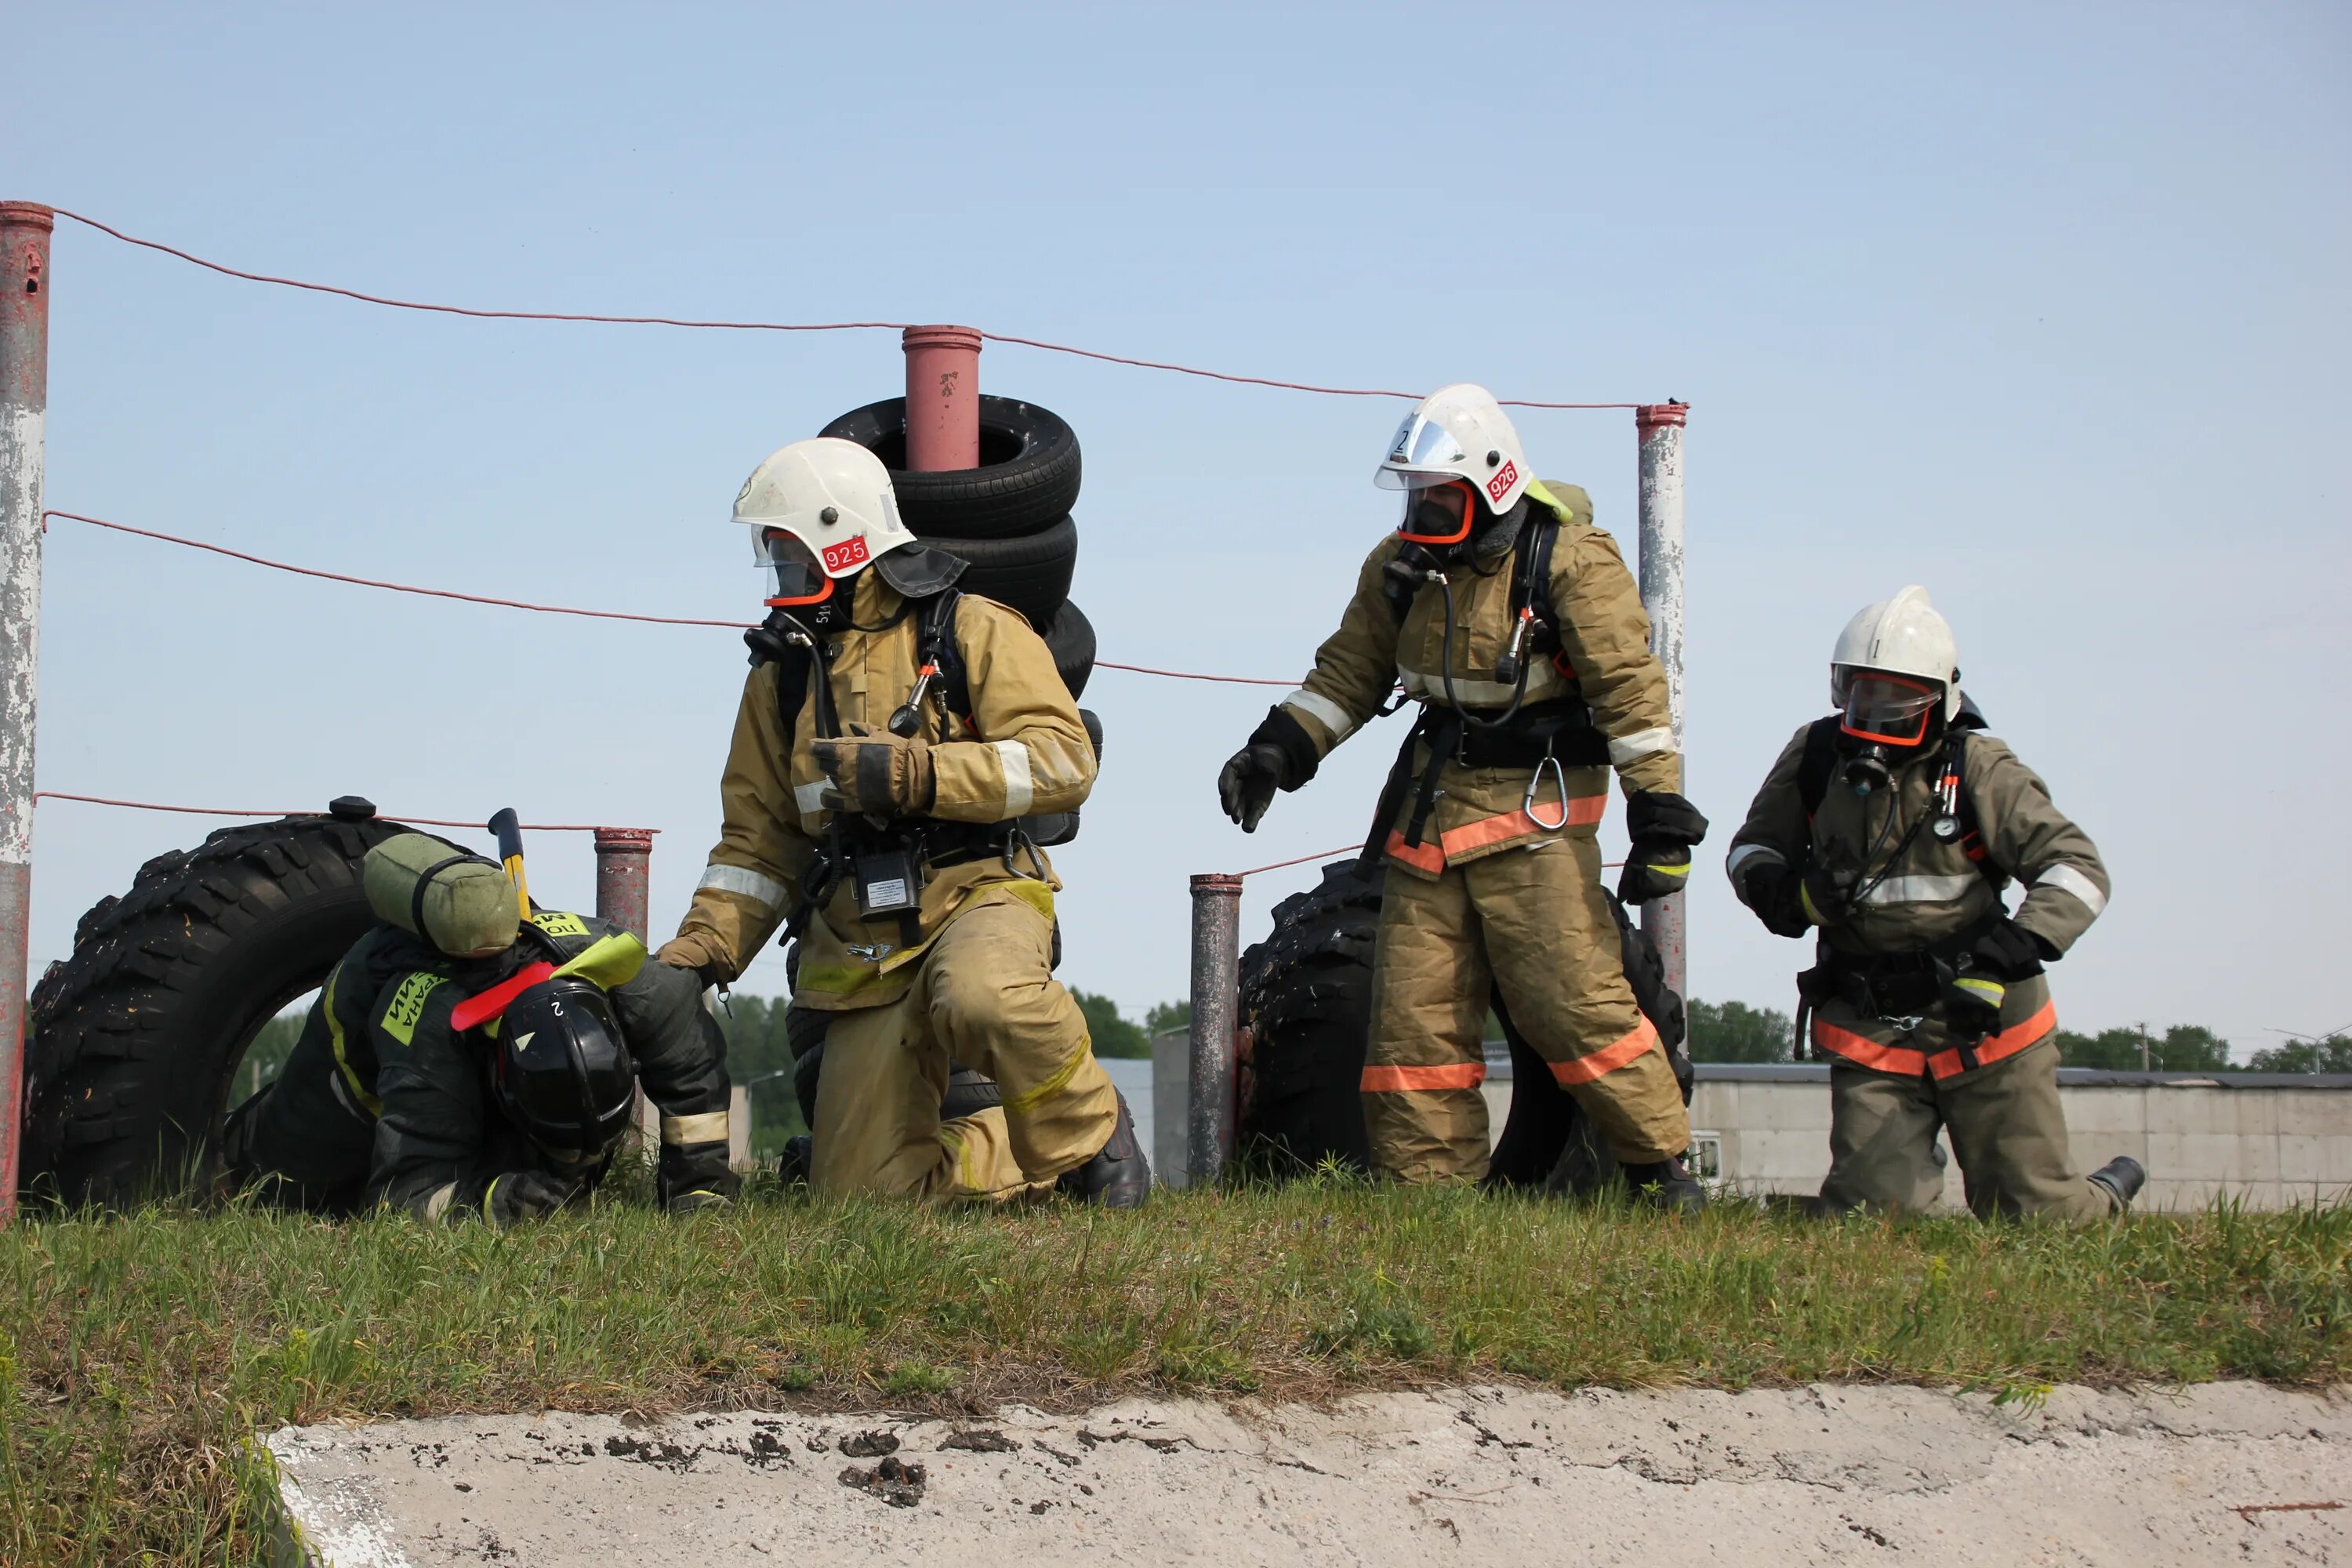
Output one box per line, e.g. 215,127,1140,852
853,848,922,920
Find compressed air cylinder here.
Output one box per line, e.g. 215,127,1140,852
363,833,520,958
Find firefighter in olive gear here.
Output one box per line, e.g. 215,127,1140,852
656,437,1148,1205
1218,385,1706,1205
1724,586,2143,1218
223,833,739,1222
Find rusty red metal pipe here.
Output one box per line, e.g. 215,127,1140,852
0,201,53,1225
902,325,982,472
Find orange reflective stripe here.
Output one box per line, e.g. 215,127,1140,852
1438,797,1606,858
1548,1014,1659,1085
1810,1017,1932,1075
1813,999,2060,1079
1382,829,1446,874
1927,999,2056,1080
1361,1062,1486,1092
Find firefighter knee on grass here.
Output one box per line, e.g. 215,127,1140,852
1217,384,1706,1207
1722,586,2143,1219
656,437,1148,1206
221,831,739,1223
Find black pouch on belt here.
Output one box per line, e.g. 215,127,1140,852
853,848,921,922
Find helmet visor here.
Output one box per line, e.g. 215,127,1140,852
1839,671,1940,746
755,530,837,606
1374,415,1474,490
1396,480,1476,546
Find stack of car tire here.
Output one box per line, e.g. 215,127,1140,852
818,394,1094,696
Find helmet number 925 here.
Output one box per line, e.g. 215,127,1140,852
821,535,870,574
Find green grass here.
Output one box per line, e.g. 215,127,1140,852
5,1181,2348,1565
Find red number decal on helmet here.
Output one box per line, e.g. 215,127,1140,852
821,535,870,574
1486,459,1519,504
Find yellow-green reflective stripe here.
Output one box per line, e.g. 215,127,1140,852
324,959,382,1117
1001,1041,1087,1116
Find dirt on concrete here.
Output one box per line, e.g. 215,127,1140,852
269,1381,2350,1566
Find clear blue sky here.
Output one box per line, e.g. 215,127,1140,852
13,3,2350,1054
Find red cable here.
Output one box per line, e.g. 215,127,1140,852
45,510,746,629
49,208,1642,411
1233,844,1365,877
45,509,1298,687
31,792,640,833
1094,660,1291,688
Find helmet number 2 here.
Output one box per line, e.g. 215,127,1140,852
821,535,870,574
1486,460,1519,504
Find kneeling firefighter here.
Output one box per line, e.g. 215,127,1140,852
655,437,1148,1205
1217,384,1708,1206
223,829,739,1221
1723,587,2143,1218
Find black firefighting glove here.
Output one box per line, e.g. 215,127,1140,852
1617,792,1708,905
658,1142,740,1214
480,1168,578,1225
1218,707,1319,833
1934,917,2049,1035
1744,866,1815,938
1749,863,1856,931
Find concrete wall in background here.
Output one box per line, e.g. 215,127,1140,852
1154,1036,2350,1209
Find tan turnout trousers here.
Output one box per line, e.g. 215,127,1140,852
1822,1037,2117,1218
811,896,1117,1200
1365,830,1689,1182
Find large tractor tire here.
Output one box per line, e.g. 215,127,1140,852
819,396,1081,539
1234,858,1692,1192
19,800,412,1209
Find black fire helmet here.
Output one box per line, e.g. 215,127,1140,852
488,975,636,1161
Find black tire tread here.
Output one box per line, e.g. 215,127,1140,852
23,812,416,1207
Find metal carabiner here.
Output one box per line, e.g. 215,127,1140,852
1523,750,1570,832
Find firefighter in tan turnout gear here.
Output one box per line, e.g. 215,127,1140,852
1218,385,1706,1206
1724,586,2144,1218
658,437,1147,1205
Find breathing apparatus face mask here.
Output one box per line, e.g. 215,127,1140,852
1831,670,1944,794
758,529,856,633
1396,478,1478,549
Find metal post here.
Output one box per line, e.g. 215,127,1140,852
0,203,53,1226
1635,401,1689,1000
901,325,982,472
592,828,653,941
1186,873,1242,1186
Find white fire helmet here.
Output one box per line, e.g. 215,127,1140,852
1374,383,1534,518
1830,586,1963,744
732,437,916,604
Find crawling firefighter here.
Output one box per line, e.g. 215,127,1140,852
1218,385,1707,1206
223,829,738,1221
655,437,1148,1205
1724,587,2143,1218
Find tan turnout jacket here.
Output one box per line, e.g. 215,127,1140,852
1726,723,2109,1076
662,571,1095,1010
1279,481,1679,875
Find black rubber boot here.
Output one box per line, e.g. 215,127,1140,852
1057,1091,1151,1208
1621,1156,1708,1212
2087,1154,2145,1211
777,1134,812,1188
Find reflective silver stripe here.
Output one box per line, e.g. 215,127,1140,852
1397,662,1567,706
1281,688,1358,742
1606,726,1676,766
793,779,831,815
697,862,790,910
1725,843,1786,882
1857,873,1980,906
995,740,1034,816
422,1181,459,1222
662,1110,731,1145
2032,864,2107,918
